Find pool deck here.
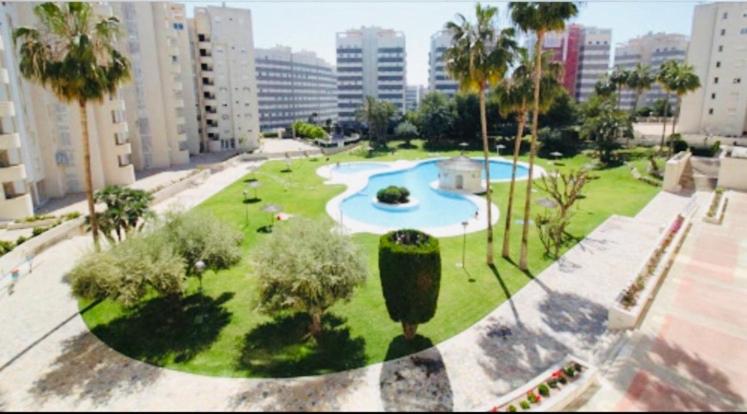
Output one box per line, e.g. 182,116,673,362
317,157,545,237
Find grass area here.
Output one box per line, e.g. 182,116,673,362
80,140,660,378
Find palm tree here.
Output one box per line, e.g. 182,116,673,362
594,74,616,98
495,48,562,259
656,60,700,155
14,3,131,245
625,63,654,113
508,1,578,271
94,185,154,242
609,66,630,110
445,3,517,266
357,96,395,146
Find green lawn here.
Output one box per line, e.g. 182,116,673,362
80,140,660,378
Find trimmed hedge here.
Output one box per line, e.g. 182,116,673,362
376,186,410,204
378,229,441,339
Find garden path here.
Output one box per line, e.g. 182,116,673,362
0,178,696,411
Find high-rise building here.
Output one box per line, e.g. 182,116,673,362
614,32,689,111
190,6,260,152
336,26,406,123
111,2,198,169
679,2,747,137
255,46,337,131
0,2,136,219
530,24,582,98
405,85,422,112
575,27,612,103
428,30,459,97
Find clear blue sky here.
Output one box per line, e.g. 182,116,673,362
185,1,700,86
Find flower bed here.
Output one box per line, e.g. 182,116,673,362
609,211,693,330
488,357,597,412
703,188,727,225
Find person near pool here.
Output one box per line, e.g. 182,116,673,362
474,210,479,220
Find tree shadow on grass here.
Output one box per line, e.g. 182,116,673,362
242,197,261,204
30,330,162,406
379,335,453,412
244,177,258,183
90,292,234,365
236,313,366,378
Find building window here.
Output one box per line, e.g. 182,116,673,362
735,78,742,84
741,28,747,34
719,45,724,52
715,77,719,84
712,93,717,99
708,108,714,115
721,29,726,36
723,12,728,19
716,61,721,68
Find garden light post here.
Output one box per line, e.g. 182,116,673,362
461,220,468,268
195,260,206,291
459,142,469,155
496,144,506,157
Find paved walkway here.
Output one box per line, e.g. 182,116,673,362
0,179,693,410
579,190,747,411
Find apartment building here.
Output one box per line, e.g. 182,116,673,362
529,24,582,98
255,46,337,131
575,27,612,102
111,2,198,169
405,85,421,112
428,30,459,97
0,2,136,219
191,6,260,152
614,32,689,111
336,26,406,123
679,2,747,137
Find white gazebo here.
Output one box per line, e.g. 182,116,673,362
437,156,484,193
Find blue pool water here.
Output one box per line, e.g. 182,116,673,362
331,162,388,174
340,159,529,230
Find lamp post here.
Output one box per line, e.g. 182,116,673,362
461,220,468,268
195,260,206,291
496,144,506,157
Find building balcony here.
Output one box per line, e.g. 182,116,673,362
207,126,220,134
202,84,215,93
0,164,27,182
109,98,126,112
0,193,33,220
176,116,185,125
171,63,182,75
0,101,15,117
0,34,4,51
0,69,8,84
113,142,131,156
112,121,128,135
0,133,21,151
198,41,211,50
174,98,185,108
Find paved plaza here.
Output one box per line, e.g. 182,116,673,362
0,156,703,411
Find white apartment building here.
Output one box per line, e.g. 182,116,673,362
336,27,406,123
428,30,459,97
111,2,198,169
191,6,260,152
255,46,337,131
679,2,747,137
0,2,136,219
614,32,689,111
405,85,423,112
576,27,612,102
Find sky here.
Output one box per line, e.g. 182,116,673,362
185,1,700,86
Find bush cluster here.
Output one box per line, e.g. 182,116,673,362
292,121,327,139
376,186,410,204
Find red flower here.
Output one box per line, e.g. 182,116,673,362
489,406,499,412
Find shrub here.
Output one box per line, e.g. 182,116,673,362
379,229,441,340
32,226,48,237
0,240,14,255
573,362,583,372
538,384,550,397
527,391,541,404
69,233,187,307
15,235,27,246
64,211,81,220
292,121,327,139
564,366,576,378
670,134,688,153
547,378,558,388
520,401,530,410
160,211,243,275
376,186,410,204
508,405,517,412
251,218,367,337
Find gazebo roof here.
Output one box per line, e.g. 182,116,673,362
437,156,483,172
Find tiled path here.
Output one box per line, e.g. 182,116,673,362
0,172,695,410
580,191,747,411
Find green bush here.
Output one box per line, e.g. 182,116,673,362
376,186,410,204
15,235,27,246
564,366,576,378
669,134,688,153
538,384,550,397
64,211,81,221
547,378,558,388
520,401,531,410
0,240,14,255
292,121,327,139
508,405,517,412
378,229,441,339
160,211,243,275
32,226,48,237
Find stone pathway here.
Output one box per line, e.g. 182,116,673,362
579,190,747,411
0,180,693,410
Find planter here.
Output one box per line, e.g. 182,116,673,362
372,197,419,212
609,213,693,330
703,190,727,225
488,357,598,412
6,218,60,230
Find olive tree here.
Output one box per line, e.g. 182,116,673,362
251,218,367,338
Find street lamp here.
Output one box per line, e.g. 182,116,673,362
496,144,506,157
195,260,206,291
460,220,468,268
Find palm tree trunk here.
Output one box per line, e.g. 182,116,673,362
79,99,99,245
659,92,670,154
479,88,494,265
519,32,544,271
501,107,526,259
617,87,623,111
669,96,683,157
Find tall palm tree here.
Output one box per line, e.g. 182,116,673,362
495,48,562,259
445,3,517,266
594,74,616,98
508,1,578,271
14,3,130,244
609,66,630,110
656,60,700,155
626,63,655,113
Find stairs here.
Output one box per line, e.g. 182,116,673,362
678,160,695,190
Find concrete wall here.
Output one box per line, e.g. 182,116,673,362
662,151,691,192
718,155,747,191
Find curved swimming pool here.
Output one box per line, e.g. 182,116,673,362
338,158,529,232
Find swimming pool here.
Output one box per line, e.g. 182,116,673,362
329,158,530,234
